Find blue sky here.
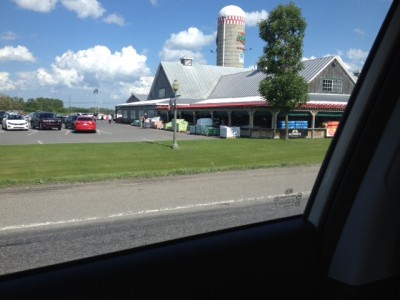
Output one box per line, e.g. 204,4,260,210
0,0,393,109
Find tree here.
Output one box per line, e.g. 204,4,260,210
258,1,309,140
0,95,25,111
0,95,13,110
25,98,40,112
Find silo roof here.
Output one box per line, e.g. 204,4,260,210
219,5,245,18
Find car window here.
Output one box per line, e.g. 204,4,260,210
8,115,23,120
0,0,392,277
39,113,55,118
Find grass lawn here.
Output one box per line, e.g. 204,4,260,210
0,138,331,188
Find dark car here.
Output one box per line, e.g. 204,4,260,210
56,115,67,124
30,112,62,130
64,115,79,130
0,110,6,123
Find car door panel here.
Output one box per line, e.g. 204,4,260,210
0,1,399,299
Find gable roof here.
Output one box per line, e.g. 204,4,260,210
300,55,357,84
126,94,147,103
209,70,265,99
206,55,357,100
123,56,356,112
159,62,250,99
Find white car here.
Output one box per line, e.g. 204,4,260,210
2,114,29,131
24,112,34,122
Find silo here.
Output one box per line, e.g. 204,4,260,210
216,5,246,68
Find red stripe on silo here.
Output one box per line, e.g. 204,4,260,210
218,15,246,26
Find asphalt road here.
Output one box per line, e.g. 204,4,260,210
0,165,320,275
0,120,214,145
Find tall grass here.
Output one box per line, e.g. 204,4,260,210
0,138,331,188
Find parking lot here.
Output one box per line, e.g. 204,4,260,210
0,121,215,145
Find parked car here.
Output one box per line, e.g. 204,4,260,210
24,112,34,122
1,114,29,131
0,110,6,123
74,115,97,133
0,1,399,299
64,115,78,129
30,112,62,130
56,115,67,124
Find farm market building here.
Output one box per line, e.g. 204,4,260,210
115,55,357,138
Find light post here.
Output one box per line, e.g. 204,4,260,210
93,88,98,114
171,79,179,150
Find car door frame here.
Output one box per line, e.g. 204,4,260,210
0,1,399,299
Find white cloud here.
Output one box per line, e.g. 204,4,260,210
7,71,37,92
36,68,60,86
33,45,150,91
37,66,84,87
160,27,215,63
316,49,368,72
335,55,352,71
1,45,152,102
302,56,317,61
346,48,368,61
103,14,125,26
12,0,57,13
353,28,365,35
150,0,158,7
344,48,369,71
60,0,105,19
131,76,154,93
0,31,20,41
0,72,16,91
13,0,121,22
0,46,36,62
245,10,269,27
165,27,215,51
1,71,39,92
115,76,154,100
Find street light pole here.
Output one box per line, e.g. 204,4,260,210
93,88,98,114
172,80,179,150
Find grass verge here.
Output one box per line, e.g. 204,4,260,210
0,138,331,188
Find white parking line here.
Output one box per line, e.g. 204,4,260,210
27,131,38,136
97,130,112,134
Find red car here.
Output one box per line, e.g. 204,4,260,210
74,116,97,133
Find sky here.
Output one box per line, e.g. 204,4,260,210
0,0,393,109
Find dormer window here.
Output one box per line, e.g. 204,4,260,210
322,79,343,93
